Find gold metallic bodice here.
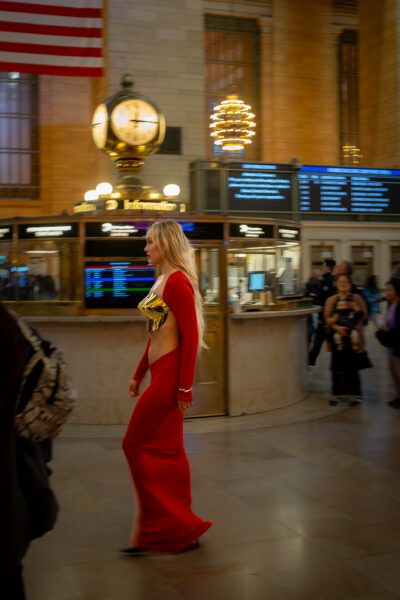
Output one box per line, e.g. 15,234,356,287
138,292,170,333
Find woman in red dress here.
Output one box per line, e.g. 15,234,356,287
122,220,213,555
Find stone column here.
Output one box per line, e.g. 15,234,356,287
268,0,338,164
359,0,400,166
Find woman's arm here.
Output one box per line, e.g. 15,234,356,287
163,271,199,405
129,336,151,398
131,336,151,384
324,295,337,326
349,293,367,318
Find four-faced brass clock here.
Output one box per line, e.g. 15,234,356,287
90,75,166,166
110,99,162,146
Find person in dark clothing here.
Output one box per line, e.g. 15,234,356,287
363,274,384,327
379,278,400,407
304,269,321,345
0,302,58,599
0,303,31,598
308,259,336,367
305,269,321,298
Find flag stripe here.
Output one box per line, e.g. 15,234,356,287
0,1,101,18
0,40,102,57
0,51,102,67
0,1,103,77
3,0,101,7
0,10,101,27
0,20,101,37
0,60,102,76
0,30,102,47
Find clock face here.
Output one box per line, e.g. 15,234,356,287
111,99,160,146
91,103,108,149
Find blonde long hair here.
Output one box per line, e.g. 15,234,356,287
148,220,206,350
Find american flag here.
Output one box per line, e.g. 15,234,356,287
0,0,103,77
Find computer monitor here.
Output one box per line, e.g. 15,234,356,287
248,271,265,292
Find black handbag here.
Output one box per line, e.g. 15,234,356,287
355,350,373,370
375,329,395,348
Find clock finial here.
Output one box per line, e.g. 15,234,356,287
121,73,134,90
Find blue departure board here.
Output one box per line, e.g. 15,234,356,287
227,163,293,212
298,165,400,214
84,261,155,309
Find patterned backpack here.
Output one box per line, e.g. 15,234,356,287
12,312,76,442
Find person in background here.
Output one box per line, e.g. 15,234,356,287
304,269,321,345
378,278,400,408
363,274,383,327
333,261,365,296
305,269,321,298
333,260,353,278
308,259,336,367
324,274,367,406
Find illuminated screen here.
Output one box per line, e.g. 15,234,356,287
298,165,400,214
228,163,293,212
84,261,155,309
248,271,265,292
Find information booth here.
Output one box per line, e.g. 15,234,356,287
0,214,312,421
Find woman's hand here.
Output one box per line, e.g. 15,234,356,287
128,378,140,398
334,325,349,337
177,388,193,413
178,399,193,413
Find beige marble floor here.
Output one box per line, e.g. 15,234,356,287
24,328,400,599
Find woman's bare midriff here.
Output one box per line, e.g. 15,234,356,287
147,272,179,365
148,311,179,365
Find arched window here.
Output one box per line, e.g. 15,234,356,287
0,72,39,199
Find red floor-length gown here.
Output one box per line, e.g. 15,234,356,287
122,271,212,552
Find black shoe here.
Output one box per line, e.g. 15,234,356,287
120,546,148,557
388,398,400,408
329,397,339,406
349,396,362,407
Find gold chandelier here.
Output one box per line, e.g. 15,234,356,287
210,93,256,152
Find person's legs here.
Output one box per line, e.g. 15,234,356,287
346,353,362,405
309,321,326,366
330,351,343,404
389,354,400,398
307,314,315,347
